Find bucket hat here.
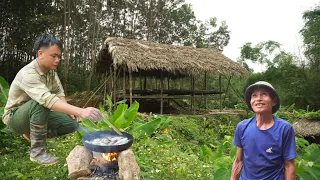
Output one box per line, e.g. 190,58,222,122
245,81,280,114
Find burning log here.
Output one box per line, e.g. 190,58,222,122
118,149,140,180
66,145,93,179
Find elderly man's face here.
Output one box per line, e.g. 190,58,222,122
250,88,276,114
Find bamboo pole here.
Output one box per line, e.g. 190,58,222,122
222,76,232,103
204,72,207,111
219,74,222,111
103,69,108,104
167,77,170,108
192,75,195,114
129,69,133,105
113,65,117,105
160,71,164,114
123,68,126,100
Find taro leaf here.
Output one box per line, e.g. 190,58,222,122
310,147,320,164
158,116,172,131
132,118,162,138
297,170,315,180
121,101,139,129
214,168,231,180
112,104,128,128
230,145,237,159
80,119,100,132
200,144,213,162
304,166,320,180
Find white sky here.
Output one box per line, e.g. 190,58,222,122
185,0,319,72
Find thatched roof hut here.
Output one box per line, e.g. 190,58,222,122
96,37,247,77
293,119,320,137
96,37,247,114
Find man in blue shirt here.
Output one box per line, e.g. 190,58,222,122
231,81,296,180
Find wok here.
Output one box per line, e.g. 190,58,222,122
77,124,134,153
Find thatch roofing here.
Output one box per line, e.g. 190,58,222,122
293,119,320,137
98,37,247,76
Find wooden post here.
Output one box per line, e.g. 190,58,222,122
219,74,222,111
113,65,117,105
222,76,232,104
123,68,126,100
167,77,170,107
192,75,195,114
110,66,113,101
103,69,108,104
143,76,147,90
139,72,142,90
160,71,164,114
129,69,133,105
204,72,207,111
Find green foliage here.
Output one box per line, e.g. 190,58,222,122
0,76,9,129
301,7,320,69
295,138,320,180
293,109,320,120
80,98,172,142
199,135,236,179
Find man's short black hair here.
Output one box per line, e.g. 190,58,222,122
34,34,62,53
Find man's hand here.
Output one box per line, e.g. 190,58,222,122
79,107,103,122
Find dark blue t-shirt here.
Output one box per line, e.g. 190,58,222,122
233,116,296,180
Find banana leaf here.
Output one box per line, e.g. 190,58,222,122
80,119,100,132
111,104,128,128
131,118,162,138
120,101,139,129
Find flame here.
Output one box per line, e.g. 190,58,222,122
102,152,118,162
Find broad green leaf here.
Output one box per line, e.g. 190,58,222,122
80,119,100,132
200,144,213,162
230,145,237,159
309,147,320,164
112,104,128,127
116,99,127,104
158,116,172,130
121,101,139,129
0,88,9,104
106,95,113,109
214,168,231,180
97,120,110,130
132,118,162,138
298,170,315,180
0,76,9,89
304,166,320,180
0,107,4,117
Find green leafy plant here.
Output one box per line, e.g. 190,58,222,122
79,98,172,140
0,76,9,129
295,138,320,180
199,135,236,180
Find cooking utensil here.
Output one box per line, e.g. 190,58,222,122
82,130,133,153
100,116,122,135
76,122,133,153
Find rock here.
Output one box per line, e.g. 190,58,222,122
66,145,93,179
118,149,140,180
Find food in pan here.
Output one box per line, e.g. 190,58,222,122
85,136,129,146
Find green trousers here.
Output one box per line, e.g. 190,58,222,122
7,100,78,138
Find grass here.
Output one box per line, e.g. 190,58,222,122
0,114,241,180
0,132,82,180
